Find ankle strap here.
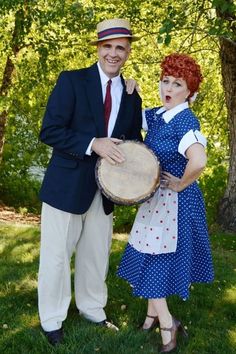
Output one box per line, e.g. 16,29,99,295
146,314,158,319
160,326,172,332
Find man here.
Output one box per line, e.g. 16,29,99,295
38,18,142,346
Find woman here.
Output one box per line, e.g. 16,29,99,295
118,53,214,353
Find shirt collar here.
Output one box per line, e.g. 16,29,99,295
156,102,189,123
97,62,121,87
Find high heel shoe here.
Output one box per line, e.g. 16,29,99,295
139,314,159,332
160,317,188,353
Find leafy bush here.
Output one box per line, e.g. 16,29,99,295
113,204,138,233
0,167,41,214
200,165,228,227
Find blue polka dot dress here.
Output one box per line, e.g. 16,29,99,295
117,104,214,300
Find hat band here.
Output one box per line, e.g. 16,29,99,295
98,27,132,40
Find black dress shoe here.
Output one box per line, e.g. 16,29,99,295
96,320,119,332
43,327,64,346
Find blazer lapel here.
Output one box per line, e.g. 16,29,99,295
85,63,106,137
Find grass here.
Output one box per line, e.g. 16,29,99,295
0,222,235,354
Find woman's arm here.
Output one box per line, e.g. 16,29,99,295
161,143,207,192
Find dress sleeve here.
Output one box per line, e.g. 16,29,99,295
178,130,207,157
175,110,206,158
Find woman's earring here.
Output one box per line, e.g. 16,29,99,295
189,92,198,103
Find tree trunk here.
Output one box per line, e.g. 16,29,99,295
0,56,16,160
0,7,24,162
218,36,236,231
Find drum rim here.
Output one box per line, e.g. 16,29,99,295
95,140,160,206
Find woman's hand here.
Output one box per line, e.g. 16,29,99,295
161,171,183,192
125,79,140,94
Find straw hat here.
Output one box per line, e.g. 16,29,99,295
90,18,139,45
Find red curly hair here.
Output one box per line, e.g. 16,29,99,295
160,53,203,98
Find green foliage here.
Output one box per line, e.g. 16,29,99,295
113,205,138,232
0,0,232,227
200,167,228,227
0,167,41,213
199,137,229,226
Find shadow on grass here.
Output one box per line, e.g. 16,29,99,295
0,223,235,353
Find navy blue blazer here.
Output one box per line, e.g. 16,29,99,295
39,63,143,215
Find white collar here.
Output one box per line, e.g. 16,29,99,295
97,62,121,87
156,102,189,123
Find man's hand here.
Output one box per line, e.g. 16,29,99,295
92,138,125,165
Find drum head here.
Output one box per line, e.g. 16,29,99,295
95,141,160,205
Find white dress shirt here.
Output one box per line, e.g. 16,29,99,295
97,62,123,136
86,62,123,155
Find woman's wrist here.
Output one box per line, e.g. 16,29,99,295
177,180,187,192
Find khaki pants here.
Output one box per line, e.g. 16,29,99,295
38,192,113,331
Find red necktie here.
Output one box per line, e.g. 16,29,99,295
104,79,112,135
